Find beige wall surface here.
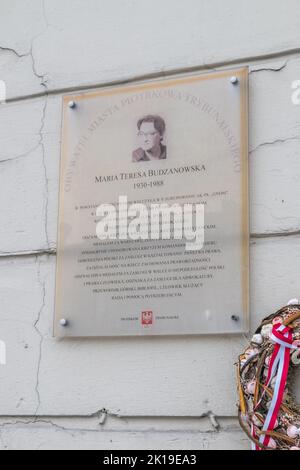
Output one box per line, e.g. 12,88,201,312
0,0,300,449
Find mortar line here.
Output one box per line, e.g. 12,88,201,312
2,47,300,105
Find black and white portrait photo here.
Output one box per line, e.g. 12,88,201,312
132,114,167,162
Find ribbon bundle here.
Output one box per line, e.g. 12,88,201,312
237,304,300,450
251,323,296,450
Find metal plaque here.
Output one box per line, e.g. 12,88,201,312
54,67,249,337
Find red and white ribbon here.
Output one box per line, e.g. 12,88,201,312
256,323,295,449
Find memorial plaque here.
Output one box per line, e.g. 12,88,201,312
54,67,249,337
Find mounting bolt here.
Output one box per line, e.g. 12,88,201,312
230,76,239,85
231,315,240,322
59,318,68,327
68,100,76,109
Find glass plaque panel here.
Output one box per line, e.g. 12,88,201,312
54,67,249,337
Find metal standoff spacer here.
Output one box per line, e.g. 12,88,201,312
68,100,76,109
59,318,68,327
231,315,240,322
230,76,239,85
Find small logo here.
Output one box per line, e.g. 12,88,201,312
291,80,300,105
141,310,153,326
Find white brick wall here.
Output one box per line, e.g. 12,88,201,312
0,0,300,449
